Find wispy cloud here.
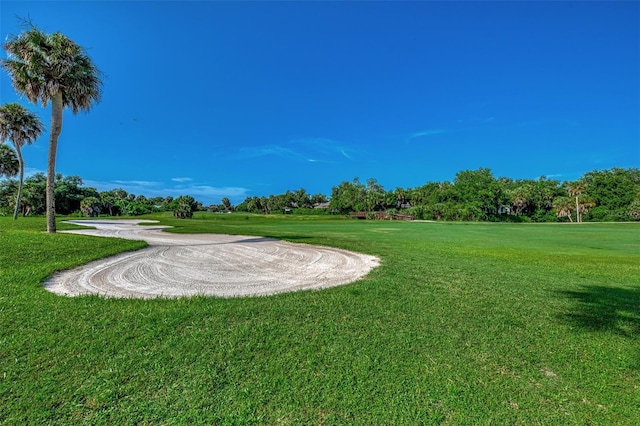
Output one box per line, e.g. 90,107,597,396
238,145,307,161
290,137,353,163
405,129,447,143
237,137,356,164
171,177,193,183
340,149,352,159
455,116,496,126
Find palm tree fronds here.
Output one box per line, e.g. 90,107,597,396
1,26,103,113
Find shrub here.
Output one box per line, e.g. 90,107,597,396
173,195,197,219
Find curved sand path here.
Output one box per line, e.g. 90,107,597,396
43,220,380,298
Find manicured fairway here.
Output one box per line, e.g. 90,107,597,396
1,214,638,424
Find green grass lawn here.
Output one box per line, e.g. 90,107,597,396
1,213,638,424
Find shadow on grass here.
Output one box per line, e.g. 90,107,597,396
557,285,640,338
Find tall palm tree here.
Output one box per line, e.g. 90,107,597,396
0,144,19,179
2,24,102,232
0,103,43,219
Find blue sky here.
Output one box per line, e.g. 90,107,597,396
1,1,638,205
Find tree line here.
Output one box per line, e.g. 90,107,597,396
0,172,203,218
238,167,640,223
234,188,328,214
0,167,637,222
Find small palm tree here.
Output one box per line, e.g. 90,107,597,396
0,144,19,179
576,194,596,222
566,181,586,223
509,184,532,216
553,196,574,222
0,103,43,219
2,24,102,232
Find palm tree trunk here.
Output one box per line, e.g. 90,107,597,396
13,146,24,220
47,92,63,233
575,195,580,223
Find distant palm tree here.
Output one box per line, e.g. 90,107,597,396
553,196,574,222
0,144,20,179
0,103,43,219
576,194,596,222
508,184,532,216
2,24,102,232
566,181,586,222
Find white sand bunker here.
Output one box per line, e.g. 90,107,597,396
44,220,380,298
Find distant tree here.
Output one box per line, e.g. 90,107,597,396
2,23,103,232
452,168,506,217
148,196,165,208
173,195,197,218
431,202,448,220
508,183,532,216
54,175,97,214
364,178,386,211
577,195,596,222
293,188,311,208
506,177,561,220
24,173,47,215
80,196,102,217
99,190,118,216
117,200,152,216
266,195,277,213
530,177,561,213
114,188,128,200
0,178,18,215
582,168,640,219
245,196,261,213
394,187,409,208
553,196,574,222
0,103,43,219
221,197,232,211
566,180,587,223
0,144,19,179
260,196,269,213
310,193,328,205
233,197,248,212
330,178,366,213
410,182,444,206
628,198,640,220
